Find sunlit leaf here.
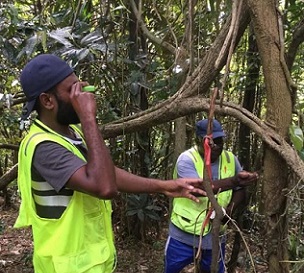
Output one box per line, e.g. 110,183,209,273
48,27,73,47
76,48,90,61
90,43,108,52
112,5,127,12
80,30,104,46
37,30,47,52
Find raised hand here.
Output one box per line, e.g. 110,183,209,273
70,82,97,122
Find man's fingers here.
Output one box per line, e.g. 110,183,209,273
184,178,204,185
238,171,259,180
186,193,200,203
238,171,251,179
190,188,206,197
178,180,206,202
247,173,259,181
238,172,259,187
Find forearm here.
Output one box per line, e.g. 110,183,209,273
115,167,206,201
226,189,246,215
211,176,238,194
115,167,163,193
67,83,117,198
80,117,116,192
211,171,258,194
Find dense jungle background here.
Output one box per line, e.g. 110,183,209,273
0,0,304,272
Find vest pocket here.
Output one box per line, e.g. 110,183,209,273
52,243,110,273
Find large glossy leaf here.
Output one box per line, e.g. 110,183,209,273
24,34,39,57
48,27,73,48
80,30,104,46
90,43,108,53
76,48,90,61
14,33,39,60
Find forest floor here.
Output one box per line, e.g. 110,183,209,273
0,196,269,273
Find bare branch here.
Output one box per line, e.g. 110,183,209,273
130,0,176,54
0,164,18,191
219,0,244,105
286,18,304,70
108,5,250,127
102,96,304,182
0,144,19,151
276,7,297,91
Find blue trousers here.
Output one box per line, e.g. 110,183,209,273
164,237,225,273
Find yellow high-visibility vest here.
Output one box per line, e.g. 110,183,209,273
171,146,235,236
14,119,116,273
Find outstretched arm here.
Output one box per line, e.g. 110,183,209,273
211,171,258,194
177,153,258,195
115,167,206,203
223,172,258,221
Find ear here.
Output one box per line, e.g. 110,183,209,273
39,93,55,110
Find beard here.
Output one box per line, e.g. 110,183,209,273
54,93,80,125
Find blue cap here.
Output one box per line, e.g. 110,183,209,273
195,119,226,138
20,54,73,120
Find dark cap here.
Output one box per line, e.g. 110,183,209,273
20,54,73,120
195,119,226,138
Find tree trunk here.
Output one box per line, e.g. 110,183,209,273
228,28,261,273
238,25,260,171
247,0,292,272
174,117,187,164
127,0,151,240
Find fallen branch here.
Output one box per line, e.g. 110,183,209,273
0,164,18,190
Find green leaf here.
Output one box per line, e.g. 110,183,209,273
76,48,90,61
90,43,108,53
298,150,304,161
145,210,160,221
137,210,145,222
24,34,39,57
146,205,162,211
48,27,73,47
37,30,48,52
126,209,138,216
289,125,303,151
80,30,104,46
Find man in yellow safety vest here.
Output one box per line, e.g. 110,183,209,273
164,118,258,273
14,54,206,273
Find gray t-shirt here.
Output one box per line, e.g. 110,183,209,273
31,136,86,219
169,149,242,249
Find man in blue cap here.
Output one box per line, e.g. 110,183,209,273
14,54,206,273
164,118,258,273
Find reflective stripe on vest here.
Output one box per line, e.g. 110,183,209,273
171,147,235,236
14,119,116,273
